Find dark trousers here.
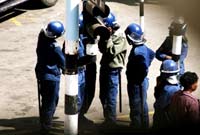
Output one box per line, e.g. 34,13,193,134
39,80,60,128
79,62,96,116
99,67,119,122
127,78,149,128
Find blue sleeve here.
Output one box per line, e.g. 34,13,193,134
148,48,155,65
54,46,65,71
156,48,167,61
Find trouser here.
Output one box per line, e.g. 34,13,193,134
127,78,149,128
39,80,60,128
99,67,120,123
78,68,86,112
79,62,96,116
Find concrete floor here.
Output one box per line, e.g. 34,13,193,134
0,0,200,134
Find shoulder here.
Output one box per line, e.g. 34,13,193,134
182,91,198,102
134,46,145,55
135,45,153,55
164,85,180,93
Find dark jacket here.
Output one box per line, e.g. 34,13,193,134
35,30,65,82
156,36,188,75
126,44,155,84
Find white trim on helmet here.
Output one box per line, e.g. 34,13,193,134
161,68,180,74
127,34,146,45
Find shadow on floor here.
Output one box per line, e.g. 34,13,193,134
0,117,63,135
1,116,195,135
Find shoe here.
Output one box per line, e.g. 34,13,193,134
40,127,50,135
100,120,117,129
79,115,94,125
40,122,52,135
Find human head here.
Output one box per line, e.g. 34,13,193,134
180,71,198,91
44,21,65,39
124,23,146,45
169,16,187,37
160,59,179,74
103,12,120,32
160,59,179,84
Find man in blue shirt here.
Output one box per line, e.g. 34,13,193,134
35,21,65,133
125,23,155,129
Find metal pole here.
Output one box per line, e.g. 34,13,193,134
140,0,144,33
64,0,80,135
37,80,42,123
119,70,122,113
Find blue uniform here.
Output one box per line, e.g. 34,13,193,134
35,30,65,129
126,44,155,128
77,38,86,111
153,75,181,129
80,34,97,115
156,36,188,75
78,34,97,119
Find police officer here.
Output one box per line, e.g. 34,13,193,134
125,23,155,128
98,12,127,126
153,59,181,129
156,17,188,76
35,21,65,132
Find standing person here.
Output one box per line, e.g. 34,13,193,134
78,12,97,126
155,17,188,76
98,12,127,126
35,21,65,133
168,71,200,129
124,23,155,129
153,59,181,129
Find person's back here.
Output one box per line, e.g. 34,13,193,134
35,30,65,81
124,23,155,128
126,45,154,84
35,21,65,133
153,60,181,129
168,72,200,129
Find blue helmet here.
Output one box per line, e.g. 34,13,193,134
103,12,116,27
125,23,146,45
44,21,65,38
160,59,179,74
103,12,120,31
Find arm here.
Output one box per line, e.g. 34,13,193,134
99,34,127,58
126,55,147,84
156,37,172,61
54,44,65,71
